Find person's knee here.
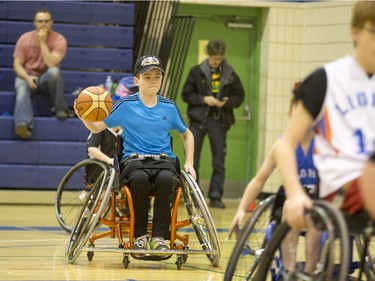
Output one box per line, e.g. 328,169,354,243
154,170,176,195
157,170,175,185
15,88,29,100
128,170,149,190
15,78,29,94
46,67,61,80
133,171,148,184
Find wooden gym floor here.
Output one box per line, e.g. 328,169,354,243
0,190,240,281
0,190,368,280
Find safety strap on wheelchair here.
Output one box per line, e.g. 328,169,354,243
126,152,170,161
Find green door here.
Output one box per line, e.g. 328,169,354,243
174,4,261,198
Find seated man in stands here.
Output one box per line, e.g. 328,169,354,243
75,55,195,251
13,9,69,139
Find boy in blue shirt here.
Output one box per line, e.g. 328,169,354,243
75,55,195,251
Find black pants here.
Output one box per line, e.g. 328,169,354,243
190,115,227,200
120,159,178,239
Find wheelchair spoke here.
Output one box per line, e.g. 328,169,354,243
252,200,349,281
55,159,108,233
66,166,115,263
180,171,221,267
224,195,276,281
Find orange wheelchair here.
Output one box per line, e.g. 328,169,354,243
65,156,221,269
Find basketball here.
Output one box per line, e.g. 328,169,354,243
75,86,112,122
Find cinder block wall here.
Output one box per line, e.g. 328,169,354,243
257,1,354,192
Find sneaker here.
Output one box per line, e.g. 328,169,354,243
150,237,169,251
55,110,68,120
15,123,31,139
133,234,148,250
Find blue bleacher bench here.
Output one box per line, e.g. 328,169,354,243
1,1,135,25
0,21,134,48
0,44,133,71
0,1,135,190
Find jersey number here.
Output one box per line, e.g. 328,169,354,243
354,129,374,154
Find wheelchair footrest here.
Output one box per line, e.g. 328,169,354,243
130,253,173,261
82,246,218,255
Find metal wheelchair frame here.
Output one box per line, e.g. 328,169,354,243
63,156,221,269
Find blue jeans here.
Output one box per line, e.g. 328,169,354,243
190,115,227,200
13,67,67,127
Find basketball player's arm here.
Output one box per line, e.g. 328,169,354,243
360,153,375,220
179,128,196,180
80,119,107,134
274,101,314,230
229,140,279,239
88,147,113,166
73,99,108,133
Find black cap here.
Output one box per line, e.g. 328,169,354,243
133,55,164,75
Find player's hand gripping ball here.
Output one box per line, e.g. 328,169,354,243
75,86,112,122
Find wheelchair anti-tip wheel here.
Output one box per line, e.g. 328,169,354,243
55,159,109,233
224,195,276,281
253,200,349,281
180,170,221,267
65,165,116,263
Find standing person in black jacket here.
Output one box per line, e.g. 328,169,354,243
182,38,245,208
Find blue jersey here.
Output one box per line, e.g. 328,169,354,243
296,138,318,190
104,93,187,160
272,138,319,218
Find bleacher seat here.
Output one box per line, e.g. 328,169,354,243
2,1,135,25
62,48,133,70
1,45,133,71
0,1,135,190
0,92,14,115
0,116,88,141
0,21,33,43
0,164,79,189
0,140,86,165
0,21,134,48
0,67,126,93
0,44,13,65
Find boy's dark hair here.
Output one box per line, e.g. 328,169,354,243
290,81,302,109
206,38,226,56
351,2,375,28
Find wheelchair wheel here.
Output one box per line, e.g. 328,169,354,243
55,159,108,233
253,200,349,281
65,166,115,264
354,228,375,280
180,171,221,267
224,195,276,281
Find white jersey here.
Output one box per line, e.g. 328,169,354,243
313,56,375,197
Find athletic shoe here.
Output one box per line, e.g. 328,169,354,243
15,123,31,139
150,237,169,251
55,110,68,120
133,234,148,250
